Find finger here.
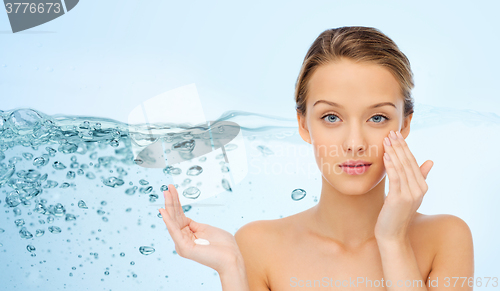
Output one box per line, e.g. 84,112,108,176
420,160,434,180
391,131,424,200
161,190,187,240
159,207,185,243
382,147,401,194
169,184,183,221
384,133,411,197
388,131,419,198
162,190,175,228
395,131,427,193
163,189,175,216
170,184,194,231
188,219,205,234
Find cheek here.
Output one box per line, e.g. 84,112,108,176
373,142,389,177
373,141,386,159
311,140,343,170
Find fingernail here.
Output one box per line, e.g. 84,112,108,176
396,131,403,139
384,153,391,161
390,131,397,139
384,137,391,146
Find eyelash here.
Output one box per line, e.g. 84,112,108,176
321,113,390,124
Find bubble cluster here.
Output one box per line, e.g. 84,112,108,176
0,108,246,286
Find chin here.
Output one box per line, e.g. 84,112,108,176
338,180,374,195
323,166,386,195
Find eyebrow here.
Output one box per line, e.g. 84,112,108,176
313,100,397,109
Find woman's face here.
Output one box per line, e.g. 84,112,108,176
297,58,412,195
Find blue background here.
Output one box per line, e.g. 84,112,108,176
2,0,499,121
1,0,499,290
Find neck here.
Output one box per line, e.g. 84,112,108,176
309,175,386,249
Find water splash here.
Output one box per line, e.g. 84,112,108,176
0,105,498,287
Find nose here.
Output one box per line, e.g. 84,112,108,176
342,127,367,155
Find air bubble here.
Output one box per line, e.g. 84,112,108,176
139,246,155,255
182,187,201,199
78,200,88,209
102,177,124,188
186,165,203,176
52,161,66,170
291,189,307,201
48,226,61,234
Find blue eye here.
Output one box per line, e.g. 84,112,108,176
370,115,389,123
322,113,390,124
322,114,340,123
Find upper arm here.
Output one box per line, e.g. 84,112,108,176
428,214,474,291
235,221,271,291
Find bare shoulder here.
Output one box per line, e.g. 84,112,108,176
412,212,473,239
411,212,474,264
235,218,286,243
235,212,302,245
413,213,474,278
429,213,473,248
234,217,292,258
234,218,289,291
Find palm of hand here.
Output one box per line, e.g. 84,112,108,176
159,185,241,274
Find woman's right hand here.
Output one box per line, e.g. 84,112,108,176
158,184,244,275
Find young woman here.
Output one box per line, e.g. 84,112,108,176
159,26,474,291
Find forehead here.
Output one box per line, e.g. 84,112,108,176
307,58,403,109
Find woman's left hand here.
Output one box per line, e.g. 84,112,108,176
374,130,434,243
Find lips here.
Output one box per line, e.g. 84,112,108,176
342,164,370,168
340,160,372,167
339,160,372,175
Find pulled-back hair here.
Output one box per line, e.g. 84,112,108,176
295,26,414,118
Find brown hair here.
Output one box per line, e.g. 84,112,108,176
295,26,414,118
